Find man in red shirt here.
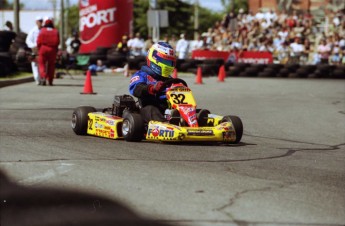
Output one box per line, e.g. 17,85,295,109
37,17,60,86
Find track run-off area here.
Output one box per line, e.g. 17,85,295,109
1,73,344,226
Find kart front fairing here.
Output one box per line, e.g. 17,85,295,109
146,119,237,142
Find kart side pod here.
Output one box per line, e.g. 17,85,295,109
87,112,124,139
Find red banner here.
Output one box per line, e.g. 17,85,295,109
192,50,273,64
79,0,133,53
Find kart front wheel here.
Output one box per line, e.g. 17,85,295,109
71,106,96,135
122,112,144,142
220,115,243,143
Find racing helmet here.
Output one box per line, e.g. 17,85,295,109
147,42,176,78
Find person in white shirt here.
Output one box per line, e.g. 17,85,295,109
265,9,277,23
278,25,289,40
176,34,189,59
289,37,305,63
130,33,145,56
25,16,43,85
255,9,265,21
190,34,204,52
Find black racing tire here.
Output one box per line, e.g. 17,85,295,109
266,63,283,71
277,68,290,77
313,69,327,78
184,59,202,68
331,69,345,79
179,62,193,72
227,68,241,77
122,112,144,142
175,59,185,70
244,67,260,76
106,55,126,67
262,68,276,77
186,68,197,74
127,57,143,70
288,72,299,78
71,106,96,135
258,72,273,77
303,65,317,73
220,115,243,144
238,72,248,77
197,109,210,127
199,63,218,76
234,63,250,71
252,64,267,71
295,67,309,78
285,64,300,72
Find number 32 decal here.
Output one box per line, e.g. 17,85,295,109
171,94,187,104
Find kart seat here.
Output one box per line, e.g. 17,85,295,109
169,109,180,126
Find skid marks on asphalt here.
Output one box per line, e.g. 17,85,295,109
17,162,74,185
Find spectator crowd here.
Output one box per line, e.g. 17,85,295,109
118,8,345,66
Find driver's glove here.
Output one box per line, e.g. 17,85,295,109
148,81,164,95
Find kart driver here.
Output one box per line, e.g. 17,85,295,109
129,42,182,124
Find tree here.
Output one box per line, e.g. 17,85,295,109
133,0,222,40
66,5,79,35
197,7,223,34
220,0,248,13
0,0,24,9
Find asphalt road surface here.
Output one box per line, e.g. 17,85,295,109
1,73,344,226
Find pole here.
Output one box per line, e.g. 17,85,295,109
149,0,157,42
194,0,199,40
155,10,160,42
49,0,57,22
65,0,70,38
13,0,20,33
60,0,65,50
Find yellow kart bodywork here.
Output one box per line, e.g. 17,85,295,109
146,116,237,143
87,112,124,139
86,112,238,143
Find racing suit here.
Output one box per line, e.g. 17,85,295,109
25,25,41,84
129,66,169,123
37,27,60,85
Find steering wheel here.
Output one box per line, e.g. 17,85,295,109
163,78,188,88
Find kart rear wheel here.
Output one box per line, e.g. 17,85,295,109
220,115,243,143
71,106,96,135
122,112,144,142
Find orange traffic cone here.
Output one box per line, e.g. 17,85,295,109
81,70,97,94
218,65,225,82
195,66,203,84
172,68,178,78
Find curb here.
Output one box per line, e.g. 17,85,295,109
0,76,34,88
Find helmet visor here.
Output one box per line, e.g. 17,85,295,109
153,50,176,67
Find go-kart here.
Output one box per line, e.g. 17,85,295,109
71,78,243,143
